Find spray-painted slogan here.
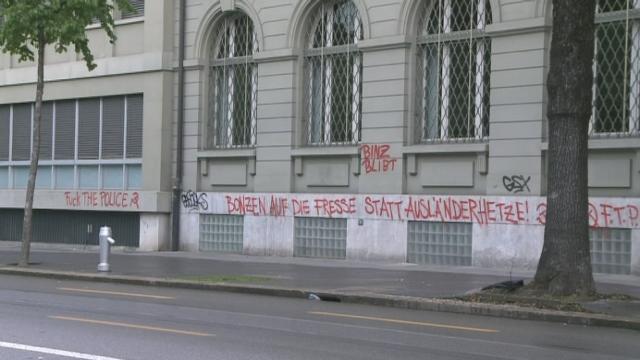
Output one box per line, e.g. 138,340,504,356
183,192,640,229
360,144,398,174
64,191,140,209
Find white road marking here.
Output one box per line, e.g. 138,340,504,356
0,341,123,360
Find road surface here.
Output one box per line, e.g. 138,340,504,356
0,275,637,359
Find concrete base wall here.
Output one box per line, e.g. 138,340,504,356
139,213,171,251
180,192,640,275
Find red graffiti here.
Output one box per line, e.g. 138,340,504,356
361,144,398,174
364,196,404,220
314,198,356,217
216,193,639,229
64,191,140,209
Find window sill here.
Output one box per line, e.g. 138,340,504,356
115,17,144,26
403,142,488,155
541,137,640,151
197,148,256,159
85,17,143,30
291,146,360,157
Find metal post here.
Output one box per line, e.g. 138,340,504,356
98,226,115,272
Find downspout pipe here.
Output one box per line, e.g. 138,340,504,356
171,0,186,251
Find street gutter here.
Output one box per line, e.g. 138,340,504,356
0,266,637,331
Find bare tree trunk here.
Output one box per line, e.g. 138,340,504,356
18,30,45,267
531,0,596,296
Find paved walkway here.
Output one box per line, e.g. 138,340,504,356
0,244,638,300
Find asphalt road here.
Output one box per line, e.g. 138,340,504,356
0,275,637,360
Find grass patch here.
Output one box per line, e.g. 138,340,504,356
453,288,638,313
175,274,272,284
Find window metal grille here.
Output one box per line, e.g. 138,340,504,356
0,106,9,161
591,0,640,136
407,221,472,266
78,98,100,160
199,214,244,253
303,0,363,146
12,104,31,161
590,227,631,275
54,100,76,160
294,217,347,259
102,96,125,159
206,12,258,149
415,0,491,143
40,102,53,160
121,0,144,20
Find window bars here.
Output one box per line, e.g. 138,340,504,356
120,0,144,19
207,12,258,149
304,0,363,146
415,0,491,143
591,0,640,136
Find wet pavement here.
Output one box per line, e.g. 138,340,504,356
0,245,638,300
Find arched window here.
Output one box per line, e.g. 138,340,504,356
206,12,258,149
415,0,491,143
592,0,640,136
304,0,363,145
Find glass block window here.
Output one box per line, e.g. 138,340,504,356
206,12,258,149
415,0,491,143
590,227,631,275
199,214,244,253
0,95,143,190
407,221,472,266
303,0,363,146
294,217,347,259
591,0,640,136
121,0,144,20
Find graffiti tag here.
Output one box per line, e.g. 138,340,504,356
503,175,531,193
181,190,209,211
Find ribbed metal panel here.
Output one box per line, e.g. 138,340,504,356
11,104,31,161
54,100,76,160
40,102,53,160
407,221,472,266
294,217,347,259
126,94,143,158
0,167,8,188
102,96,125,159
590,228,631,275
78,98,100,160
0,209,140,247
199,214,244,253
0,105,9,161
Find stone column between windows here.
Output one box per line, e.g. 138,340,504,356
357,47,408,194
253,59,295,192
486,29,547,196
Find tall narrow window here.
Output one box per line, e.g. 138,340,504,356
304,0,363,145
592,0,640,136
207,12,258,149
416,0,491,143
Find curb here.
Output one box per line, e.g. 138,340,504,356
1,267,638,331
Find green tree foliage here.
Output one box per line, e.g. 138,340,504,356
0,0,132,266
0,0,131,68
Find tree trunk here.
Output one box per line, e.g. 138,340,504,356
18,30,45,267
531,0,596,296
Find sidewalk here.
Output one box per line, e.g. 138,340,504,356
0,245,639,329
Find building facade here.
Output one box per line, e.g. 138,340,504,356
0,1,174,250
1,0,639,275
